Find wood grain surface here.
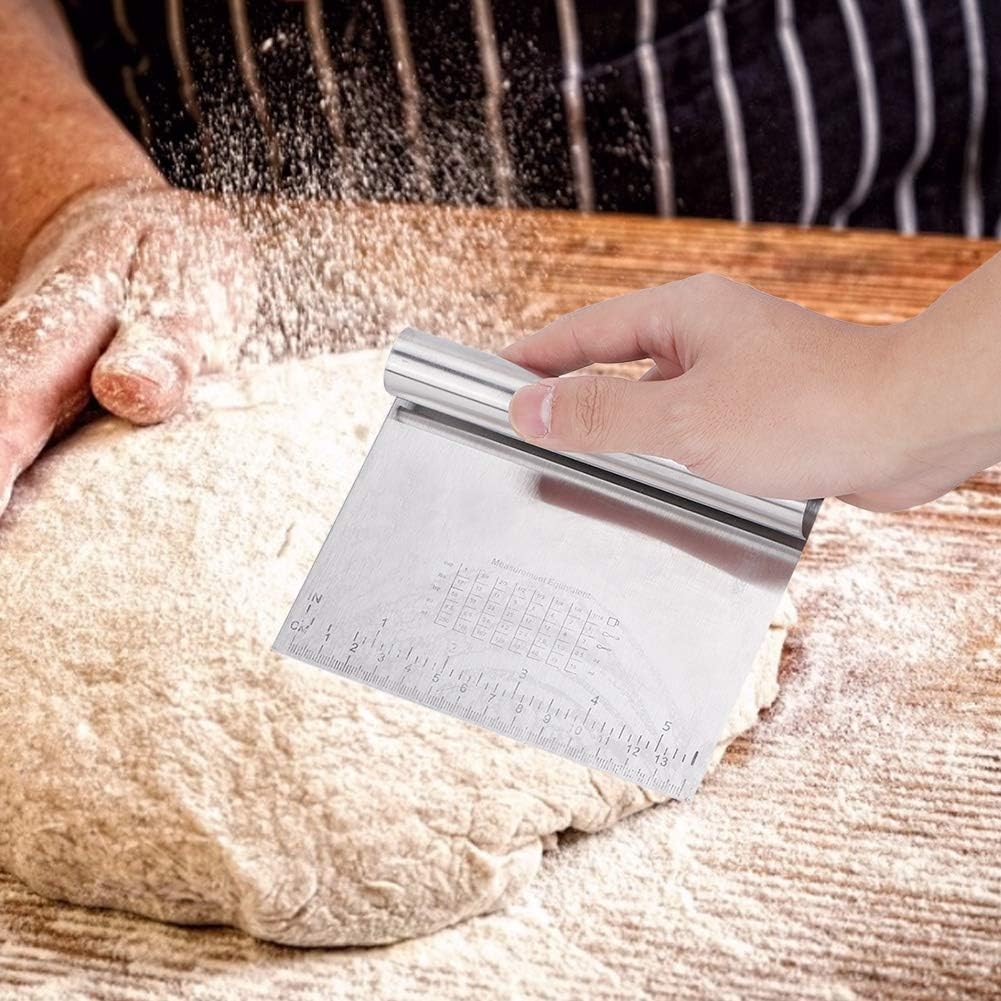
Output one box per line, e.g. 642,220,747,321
248,203,999,349
1,208,999,1001
485,208,999,327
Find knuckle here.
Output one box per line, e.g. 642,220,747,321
681,272,734,297
554,377,617,448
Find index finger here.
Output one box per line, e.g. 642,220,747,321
500,284,675,376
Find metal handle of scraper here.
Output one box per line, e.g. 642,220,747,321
384,327,821,544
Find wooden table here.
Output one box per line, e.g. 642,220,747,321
251,203,998,355
2,209,999,1001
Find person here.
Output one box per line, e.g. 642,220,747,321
1,0,999,516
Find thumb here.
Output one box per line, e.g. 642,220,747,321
91,217,251,425
508,374,696,457
91,309,205,425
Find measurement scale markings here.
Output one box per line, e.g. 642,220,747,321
565,610,594,671
545,601,575,670
527,596,556,660
488,582,514,629
435,566,463,622
469,573,505,637
453,570,489,635
279,616,696,800
495,586,538,653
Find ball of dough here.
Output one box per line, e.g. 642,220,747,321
0,351,790,946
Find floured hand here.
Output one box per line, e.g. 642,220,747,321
0,180,258,514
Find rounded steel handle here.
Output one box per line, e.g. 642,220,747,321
384,327,821,542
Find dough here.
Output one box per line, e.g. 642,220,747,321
0,351,793,947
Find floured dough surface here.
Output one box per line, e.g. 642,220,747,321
0,351,793,947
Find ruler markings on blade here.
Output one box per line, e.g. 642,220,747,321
276,587,695,800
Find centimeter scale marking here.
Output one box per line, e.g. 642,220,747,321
282,632,696,799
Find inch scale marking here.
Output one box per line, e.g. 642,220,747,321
277,557,702,799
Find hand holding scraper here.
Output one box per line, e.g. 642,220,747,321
503,273,1001,513
276,261,1001,798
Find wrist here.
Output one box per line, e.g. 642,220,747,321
880,302,1001,489
899,294,1001,444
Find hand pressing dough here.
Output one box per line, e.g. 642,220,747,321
0,351,794,947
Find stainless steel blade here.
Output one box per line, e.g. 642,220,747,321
273,329,817,799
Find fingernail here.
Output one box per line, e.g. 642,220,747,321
93,353,184,425
510,381,555,439
105,353,179,391
0,435,19,513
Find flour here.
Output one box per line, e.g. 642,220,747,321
0,12,547,505
138,15,549,365
231,197,538,366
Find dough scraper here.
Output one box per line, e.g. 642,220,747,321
274,328,819,799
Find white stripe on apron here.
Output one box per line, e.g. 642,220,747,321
112,0,153,150
166,0,202,128
776,0,820,226
303,0,345,146
959,0,987,238
554,0,595,211
707,0,752,222
228,0,283,182
165,0,213,176
382,0,434,199
636,0,675,216
830,0,880,229
894,0,935,235
111,0,138,46
471,0,515,206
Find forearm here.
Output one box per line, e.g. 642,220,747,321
895,252,1001,461
0,0,161,292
